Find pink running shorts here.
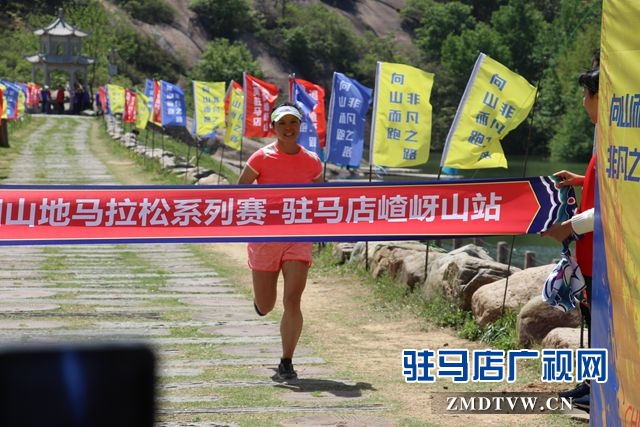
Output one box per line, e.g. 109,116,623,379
247,242,313,272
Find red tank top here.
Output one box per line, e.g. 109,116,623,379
575,154,596,276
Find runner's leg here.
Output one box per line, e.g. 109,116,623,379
280,260,308,359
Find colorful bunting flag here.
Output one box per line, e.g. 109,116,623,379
26,83,40,110
192,81,225,137
370,62,434,167
290,79,321,155
289,77,326,149
124,89,136,123
98,86,107,116
159,81,186,127
106,84,125,115
135,91,151,130
325,72,373,168
243,73,278,138
441,53,537,169
224,80,244,151
0,81,20,120
152,80,162,125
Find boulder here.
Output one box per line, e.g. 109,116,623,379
424,244,519,310
542,327,585,349
517,296,582,348
332,242,356,264
471,264,557,325
349,241,445,290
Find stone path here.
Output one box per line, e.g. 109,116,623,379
0,116,390,427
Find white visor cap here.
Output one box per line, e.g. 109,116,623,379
271,105,302,123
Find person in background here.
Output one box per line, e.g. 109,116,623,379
237,102,323,380
542,66,599,412
56,85,65,114
40,85,51,114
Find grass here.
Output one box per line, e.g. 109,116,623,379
312,243,519,351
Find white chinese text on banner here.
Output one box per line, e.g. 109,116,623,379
441,53,537,169
224,80,244,151
192,81,225,137
243,73,278,138
325,72,372,168
370,62,434,168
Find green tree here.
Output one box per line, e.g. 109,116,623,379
189,38,261,84
275,5,363,87
403,0,476,63
190,0,255,39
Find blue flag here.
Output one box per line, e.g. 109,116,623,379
144,79,155,114
326,73,372,168
291,80,321,156
160,81,186,127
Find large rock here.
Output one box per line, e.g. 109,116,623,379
517,296,582,348
349,241,445,290
332,242,356,264
542,327,585,349
424,244,519,310
471,264,556,325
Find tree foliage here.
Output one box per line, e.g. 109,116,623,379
190,0,255,39
113,0,176,25
189,38,262,84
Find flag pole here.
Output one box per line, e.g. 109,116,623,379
322,72,337,182
500,78,541,315
240,73,247,176
364,62,383,271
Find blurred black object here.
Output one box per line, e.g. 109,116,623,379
0,343,156,427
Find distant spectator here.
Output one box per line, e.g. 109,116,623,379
40,85,51,114
56,86,65,114
95,92,103,116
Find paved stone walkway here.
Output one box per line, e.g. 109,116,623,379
0,116,390,427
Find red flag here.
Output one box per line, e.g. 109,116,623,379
99,86,107,114
289,77,326,148
243,73,279,138
153,80,162,124
26,83,40,109
124,89,137,123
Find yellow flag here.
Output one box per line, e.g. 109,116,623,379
16,86,25,119
0,83,6,119
441,53,537,169
224,81,244,151
135,91,150,130
193,81,225,137
371,62,434,167
106,84,126,115
596,2,640,423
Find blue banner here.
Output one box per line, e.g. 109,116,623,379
144,79,155,115
326,73,372,168
291,80,321,156
160,81,186,127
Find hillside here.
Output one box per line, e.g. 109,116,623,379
117,0,414,88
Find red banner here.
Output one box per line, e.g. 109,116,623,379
0,177,571,245
243,73,279,137
124,89,136,123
